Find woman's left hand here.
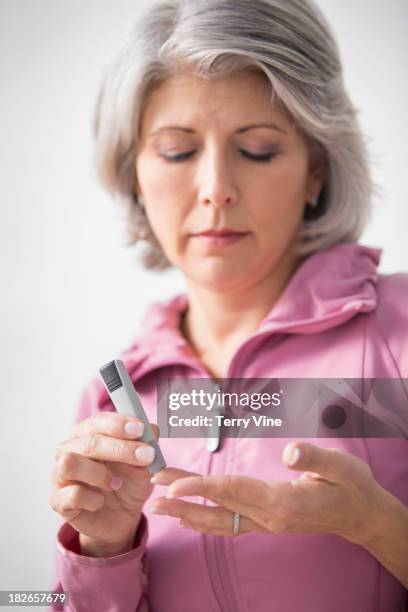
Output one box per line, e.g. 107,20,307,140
148,441,386,546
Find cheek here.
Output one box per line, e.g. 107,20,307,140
250,171,307,251
256,158,308,220
136,157,173,222
136,156,167,203
145,204,181,258
136,158,178,242
137,154,187,200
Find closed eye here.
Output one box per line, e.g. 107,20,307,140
161,150,278,163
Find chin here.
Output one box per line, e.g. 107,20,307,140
189,261,257,291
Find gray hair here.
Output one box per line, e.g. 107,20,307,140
92,0,376,271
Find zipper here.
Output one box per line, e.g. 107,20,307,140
201,440,244,612
134,353,250,610
145,358,244,610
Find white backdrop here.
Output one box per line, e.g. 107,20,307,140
0,0,407,598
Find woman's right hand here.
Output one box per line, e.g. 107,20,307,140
49,412,159,553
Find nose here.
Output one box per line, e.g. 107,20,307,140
198,147,238,209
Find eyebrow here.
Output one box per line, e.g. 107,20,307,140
148,122,288,138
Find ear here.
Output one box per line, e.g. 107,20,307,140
134,174,142,201
305,141,328,202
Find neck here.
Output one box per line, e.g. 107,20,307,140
181,251,303,354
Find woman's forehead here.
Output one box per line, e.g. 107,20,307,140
139,72,292,136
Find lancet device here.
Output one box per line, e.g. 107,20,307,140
99,359,166,474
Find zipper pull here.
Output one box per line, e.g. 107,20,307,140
206,435,220,453
206,384,223,453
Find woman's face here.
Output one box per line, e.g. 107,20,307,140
135,71,325,291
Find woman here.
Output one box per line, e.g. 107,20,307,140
49,1,408,610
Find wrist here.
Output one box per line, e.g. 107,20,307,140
353,486,408,588
353,484,406,549
80,532,136,558
79,516,141,558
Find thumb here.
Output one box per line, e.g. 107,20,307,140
282,441,365,485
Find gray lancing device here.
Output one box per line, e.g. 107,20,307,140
99,359,166,474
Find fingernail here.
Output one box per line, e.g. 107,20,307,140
300,471,321,480
148,505,167,515
125,421,144,437
109,475,123,490
135,445,155,463
150,471,166,485
287,446,302,466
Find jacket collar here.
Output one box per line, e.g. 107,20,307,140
143,240,378,326
96,242,381,406
126,241,380,360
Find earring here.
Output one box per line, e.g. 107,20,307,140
308,195,319,208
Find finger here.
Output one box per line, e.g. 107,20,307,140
150,467,199,486
148,496,265,537
71,411,156,441
282,441,372,485
180,516,269,537
54,434,156,467
49,483,105,521
52,452,124,492
167,474,273,522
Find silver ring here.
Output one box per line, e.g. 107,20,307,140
232,512,240,535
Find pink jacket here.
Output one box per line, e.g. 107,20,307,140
50,242,408,612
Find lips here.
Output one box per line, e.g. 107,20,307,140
194,229,248,237
191,231,249,248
